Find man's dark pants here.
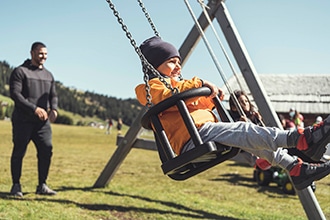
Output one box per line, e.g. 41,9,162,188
11,118,53,185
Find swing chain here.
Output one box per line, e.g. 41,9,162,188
141,60,179,107
137,0,160,37
107,1,140,55
105,0,178,107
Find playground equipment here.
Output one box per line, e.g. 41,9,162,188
94,1,327,219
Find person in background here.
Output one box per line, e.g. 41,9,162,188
229,90,263,126
289,108,304,129
117,118,123,135
228,90,259,167
314,116,323,126
106,118,113,135
9,42,58,197
135,36,330,191
279,114,295,131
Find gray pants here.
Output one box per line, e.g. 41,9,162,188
182,121,295,170
230,151,258,167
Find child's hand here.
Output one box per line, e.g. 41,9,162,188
203,80,224,100
253,111,262,120
240,116,248,122
217,88,225,100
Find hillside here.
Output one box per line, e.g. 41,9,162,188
0,60,143,126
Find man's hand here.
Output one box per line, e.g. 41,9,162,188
48,110,58,123
34,107,48,121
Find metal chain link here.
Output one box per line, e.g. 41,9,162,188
137,0,160,38
105,0,177,107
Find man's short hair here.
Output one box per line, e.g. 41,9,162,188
31,42,46,51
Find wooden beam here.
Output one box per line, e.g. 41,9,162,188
179,0,222,66
116,135,157,151
93,106,148,188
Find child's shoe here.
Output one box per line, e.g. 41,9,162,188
290,158,330,190
296,115,330,161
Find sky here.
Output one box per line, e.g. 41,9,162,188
1,0,330,99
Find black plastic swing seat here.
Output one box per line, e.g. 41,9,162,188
141,87,240,181
162,142,237,180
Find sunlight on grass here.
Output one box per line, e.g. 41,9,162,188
0,120,329,219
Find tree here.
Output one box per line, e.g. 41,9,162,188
0,61,143,125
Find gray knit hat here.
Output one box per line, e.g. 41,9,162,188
139,36,181,69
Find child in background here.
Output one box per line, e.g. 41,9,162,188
228,90,260,167
229,90,263,126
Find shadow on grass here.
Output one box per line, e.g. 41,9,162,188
0,187,240,220
210,171,292,197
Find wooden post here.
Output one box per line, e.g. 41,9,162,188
116,135,157,151
93,106,148,188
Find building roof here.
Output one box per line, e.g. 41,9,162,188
221,74,330,114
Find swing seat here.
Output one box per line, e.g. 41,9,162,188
141,87,240,180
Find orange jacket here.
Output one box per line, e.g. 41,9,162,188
135,76,217,155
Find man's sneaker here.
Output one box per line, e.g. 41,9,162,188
10,183,23,197
297,115,330,161
290,158,330,190
36,184,57,195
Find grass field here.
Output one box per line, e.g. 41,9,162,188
0,120,329,220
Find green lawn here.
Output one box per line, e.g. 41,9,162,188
0,94,14,105
0,120,329,219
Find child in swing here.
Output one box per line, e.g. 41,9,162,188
135,36,330,190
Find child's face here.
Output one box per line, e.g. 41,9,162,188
238,95,250,112
156,57,181,78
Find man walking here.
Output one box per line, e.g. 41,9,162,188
9,42,58,197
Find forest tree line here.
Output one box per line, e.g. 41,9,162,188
0,60,143,126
